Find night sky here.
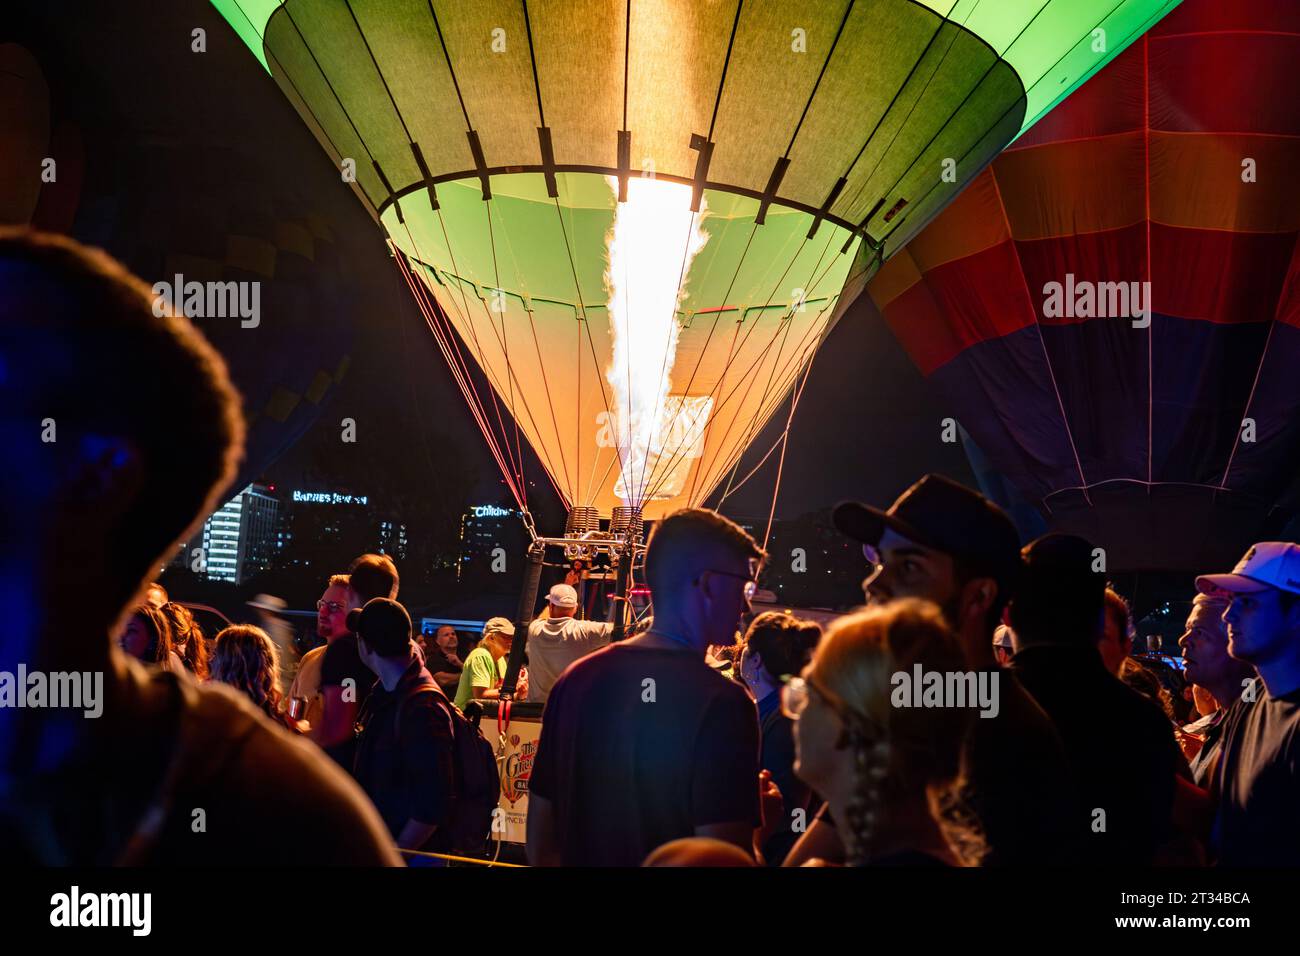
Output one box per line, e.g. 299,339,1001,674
10,0,972,540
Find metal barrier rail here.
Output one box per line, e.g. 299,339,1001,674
398,848,526,868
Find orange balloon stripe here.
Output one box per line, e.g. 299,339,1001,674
882,240,1036,376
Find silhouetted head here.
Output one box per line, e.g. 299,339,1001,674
643,508,764,651
1009,534,1106,650
348,553,399,604
0,228,242,663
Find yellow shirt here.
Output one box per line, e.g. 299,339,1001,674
287,644,327,725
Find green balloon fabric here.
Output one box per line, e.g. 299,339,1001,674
212,0,1178,517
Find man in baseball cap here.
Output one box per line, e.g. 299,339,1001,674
1196,541,1300,600
547,583,580,611
525,583,614,705
799,474,1073,868
833,473,1022,661
351,599,456,852
1194,542,1300,865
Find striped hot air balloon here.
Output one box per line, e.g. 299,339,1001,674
867,0,1300,570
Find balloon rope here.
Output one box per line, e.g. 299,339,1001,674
762,386,799,554
404,213,529,506
714,296,838,508
719,285,837,504
985,169,1092,506
674,222,762,505
712,236,834,500
393,249,526,512
487,198,575,506
462,205,569,512
394,253,521,509
425,208,532,505
395,224,539,515
707,239,844,503
484,202,529,503
426,204,573,514
686,228,837,506
672,230,813,505
550,196,627,513
1144,33,1153,487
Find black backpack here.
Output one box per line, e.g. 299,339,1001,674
397,677,501,856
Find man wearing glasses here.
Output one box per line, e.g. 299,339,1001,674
527,508,767,866
290,554,400,772
786,473,1074,866
286,573,354,735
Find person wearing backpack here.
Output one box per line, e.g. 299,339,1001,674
351,598,457,856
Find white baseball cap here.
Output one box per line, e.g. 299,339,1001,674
1196,542,1300,596
547,583,579,608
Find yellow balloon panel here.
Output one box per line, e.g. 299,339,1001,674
387,172,859,518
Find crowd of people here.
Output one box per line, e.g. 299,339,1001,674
5,227,1299,868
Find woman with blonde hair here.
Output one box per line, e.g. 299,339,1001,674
784,599,977,866
211,625,298,730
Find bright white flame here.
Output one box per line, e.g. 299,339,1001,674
605,177,709,504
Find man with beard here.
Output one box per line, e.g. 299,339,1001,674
290,555,399,772
788,474,1073,866
419,624,464,698
287,574,356,752
315,554,399,771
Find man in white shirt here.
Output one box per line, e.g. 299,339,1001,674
526,584,613,704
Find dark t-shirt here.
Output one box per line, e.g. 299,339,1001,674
757,690,810,865
1011,645,1179,865
321,634,377,771
529,642,760,866
0,660,400,865
950,667,1077,866
1212,681,1300,865
424,648,463,695
353,661,457,848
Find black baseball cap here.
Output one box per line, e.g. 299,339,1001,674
833,474,1021,581
347,597,413,658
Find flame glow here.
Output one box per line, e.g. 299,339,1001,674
605,177,710,505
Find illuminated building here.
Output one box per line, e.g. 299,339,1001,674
176,483,281,584
458,504,527,584
277,489,408,573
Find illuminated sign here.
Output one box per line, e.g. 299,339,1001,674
471,505,514,519
292,491,369,505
